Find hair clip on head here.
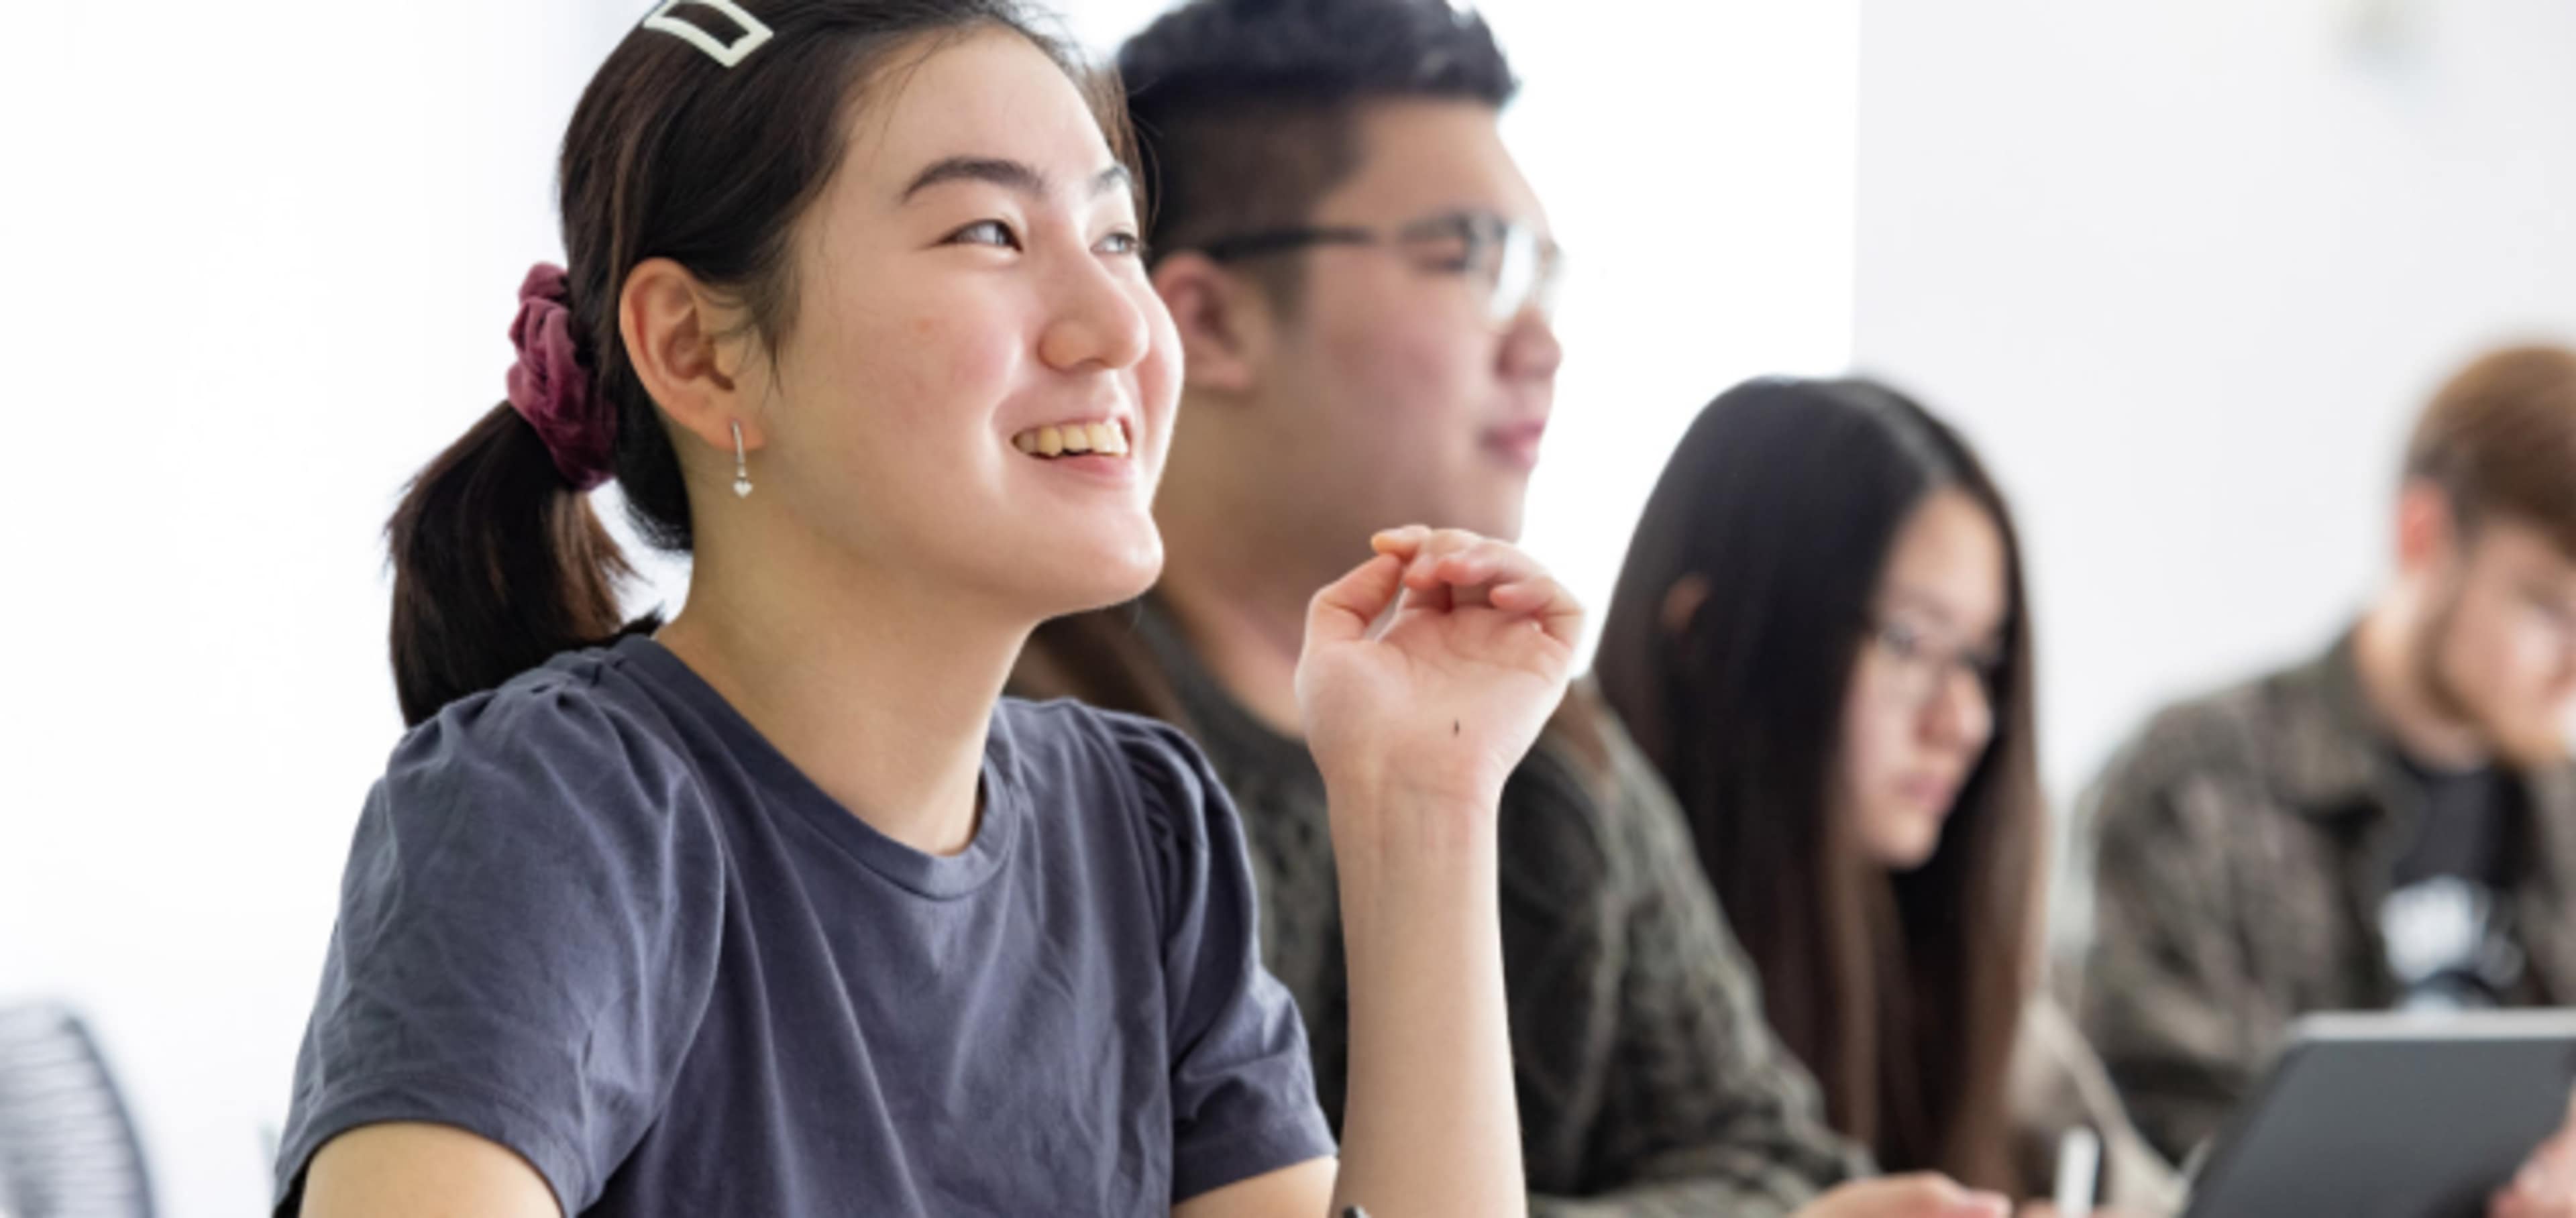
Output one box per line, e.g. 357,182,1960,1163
643,0,775,68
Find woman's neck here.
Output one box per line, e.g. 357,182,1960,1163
655,539,1026,859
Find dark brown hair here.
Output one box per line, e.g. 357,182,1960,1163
388,0,1128,726
1595,377,2043,1192
1115,0,1516,303
2405,342,2576,559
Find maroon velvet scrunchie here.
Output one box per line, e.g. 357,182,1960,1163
506,263,616,491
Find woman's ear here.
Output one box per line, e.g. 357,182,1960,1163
1151,252,1270,400
1660,573,1714,639
620,257,770,455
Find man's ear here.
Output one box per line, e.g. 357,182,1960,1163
2394,478,2463,579
1152,252,1273,400
620,256,769,457
1660,573,1714,639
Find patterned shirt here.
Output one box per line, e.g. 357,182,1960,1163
1013,599,1867,1215
2078,633,2576,1162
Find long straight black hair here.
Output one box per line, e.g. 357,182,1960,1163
1595,376,2043,1192
386,0,1129,726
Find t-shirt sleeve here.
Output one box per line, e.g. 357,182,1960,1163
273,675,725,1217
1117,716,1338,1203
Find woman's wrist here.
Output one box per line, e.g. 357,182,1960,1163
1324,785,1501,960
1324,781,1497,873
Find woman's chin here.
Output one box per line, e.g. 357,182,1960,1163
1024,535,1164,618
1864,813,1948,873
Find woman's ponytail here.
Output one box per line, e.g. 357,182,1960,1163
386,266,632,726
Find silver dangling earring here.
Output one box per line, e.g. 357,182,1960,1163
731,421,753,498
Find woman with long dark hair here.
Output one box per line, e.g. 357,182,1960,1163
272,3,1576,1214
1596,377,2177,1209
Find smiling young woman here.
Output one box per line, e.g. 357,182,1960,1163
273,4,1579,1216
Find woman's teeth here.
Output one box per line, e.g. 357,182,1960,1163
1011,421,1130,458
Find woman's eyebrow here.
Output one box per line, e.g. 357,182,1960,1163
902,155,1044,203
899,157,1133,204
1881,588,1962,625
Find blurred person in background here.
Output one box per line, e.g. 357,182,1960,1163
1010,1,2020,1215
1594,377,2181,1213
2081,343,2576,1191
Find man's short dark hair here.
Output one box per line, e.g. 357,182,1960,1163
1117,0,1518,299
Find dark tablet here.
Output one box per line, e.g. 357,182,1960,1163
2185,1010,2576,1218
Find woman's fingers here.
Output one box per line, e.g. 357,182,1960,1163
1307,553,1407,648
1399,533,1483,588
1407,536,1542,590
1368,524,1433,559
1362,527,1577,637
1375,527,1490,579
1488,576,1586,646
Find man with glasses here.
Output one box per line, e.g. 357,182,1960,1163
2082,344,2576,1170
1005,1,2020,1215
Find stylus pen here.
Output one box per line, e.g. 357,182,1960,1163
2055,1126,2102,1215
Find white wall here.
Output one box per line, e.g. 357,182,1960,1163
0,3,1853,1215
1493,0,1859,657
1854,0,2576,818
0,2,650,1213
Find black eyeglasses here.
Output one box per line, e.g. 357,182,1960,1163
1194,210,1562,326
1866,616,2007,710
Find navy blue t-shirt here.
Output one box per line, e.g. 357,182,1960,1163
274,636,1334,1215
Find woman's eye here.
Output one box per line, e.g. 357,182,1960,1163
947,220,1020,250
1096,230,1144,258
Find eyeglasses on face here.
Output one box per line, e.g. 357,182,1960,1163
1192,209,1562,327
1866,616,2006,710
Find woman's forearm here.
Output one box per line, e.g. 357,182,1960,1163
1329,787,1527,1218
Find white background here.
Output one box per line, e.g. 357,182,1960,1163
0,2,1852,1213
3,1,2569,1213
